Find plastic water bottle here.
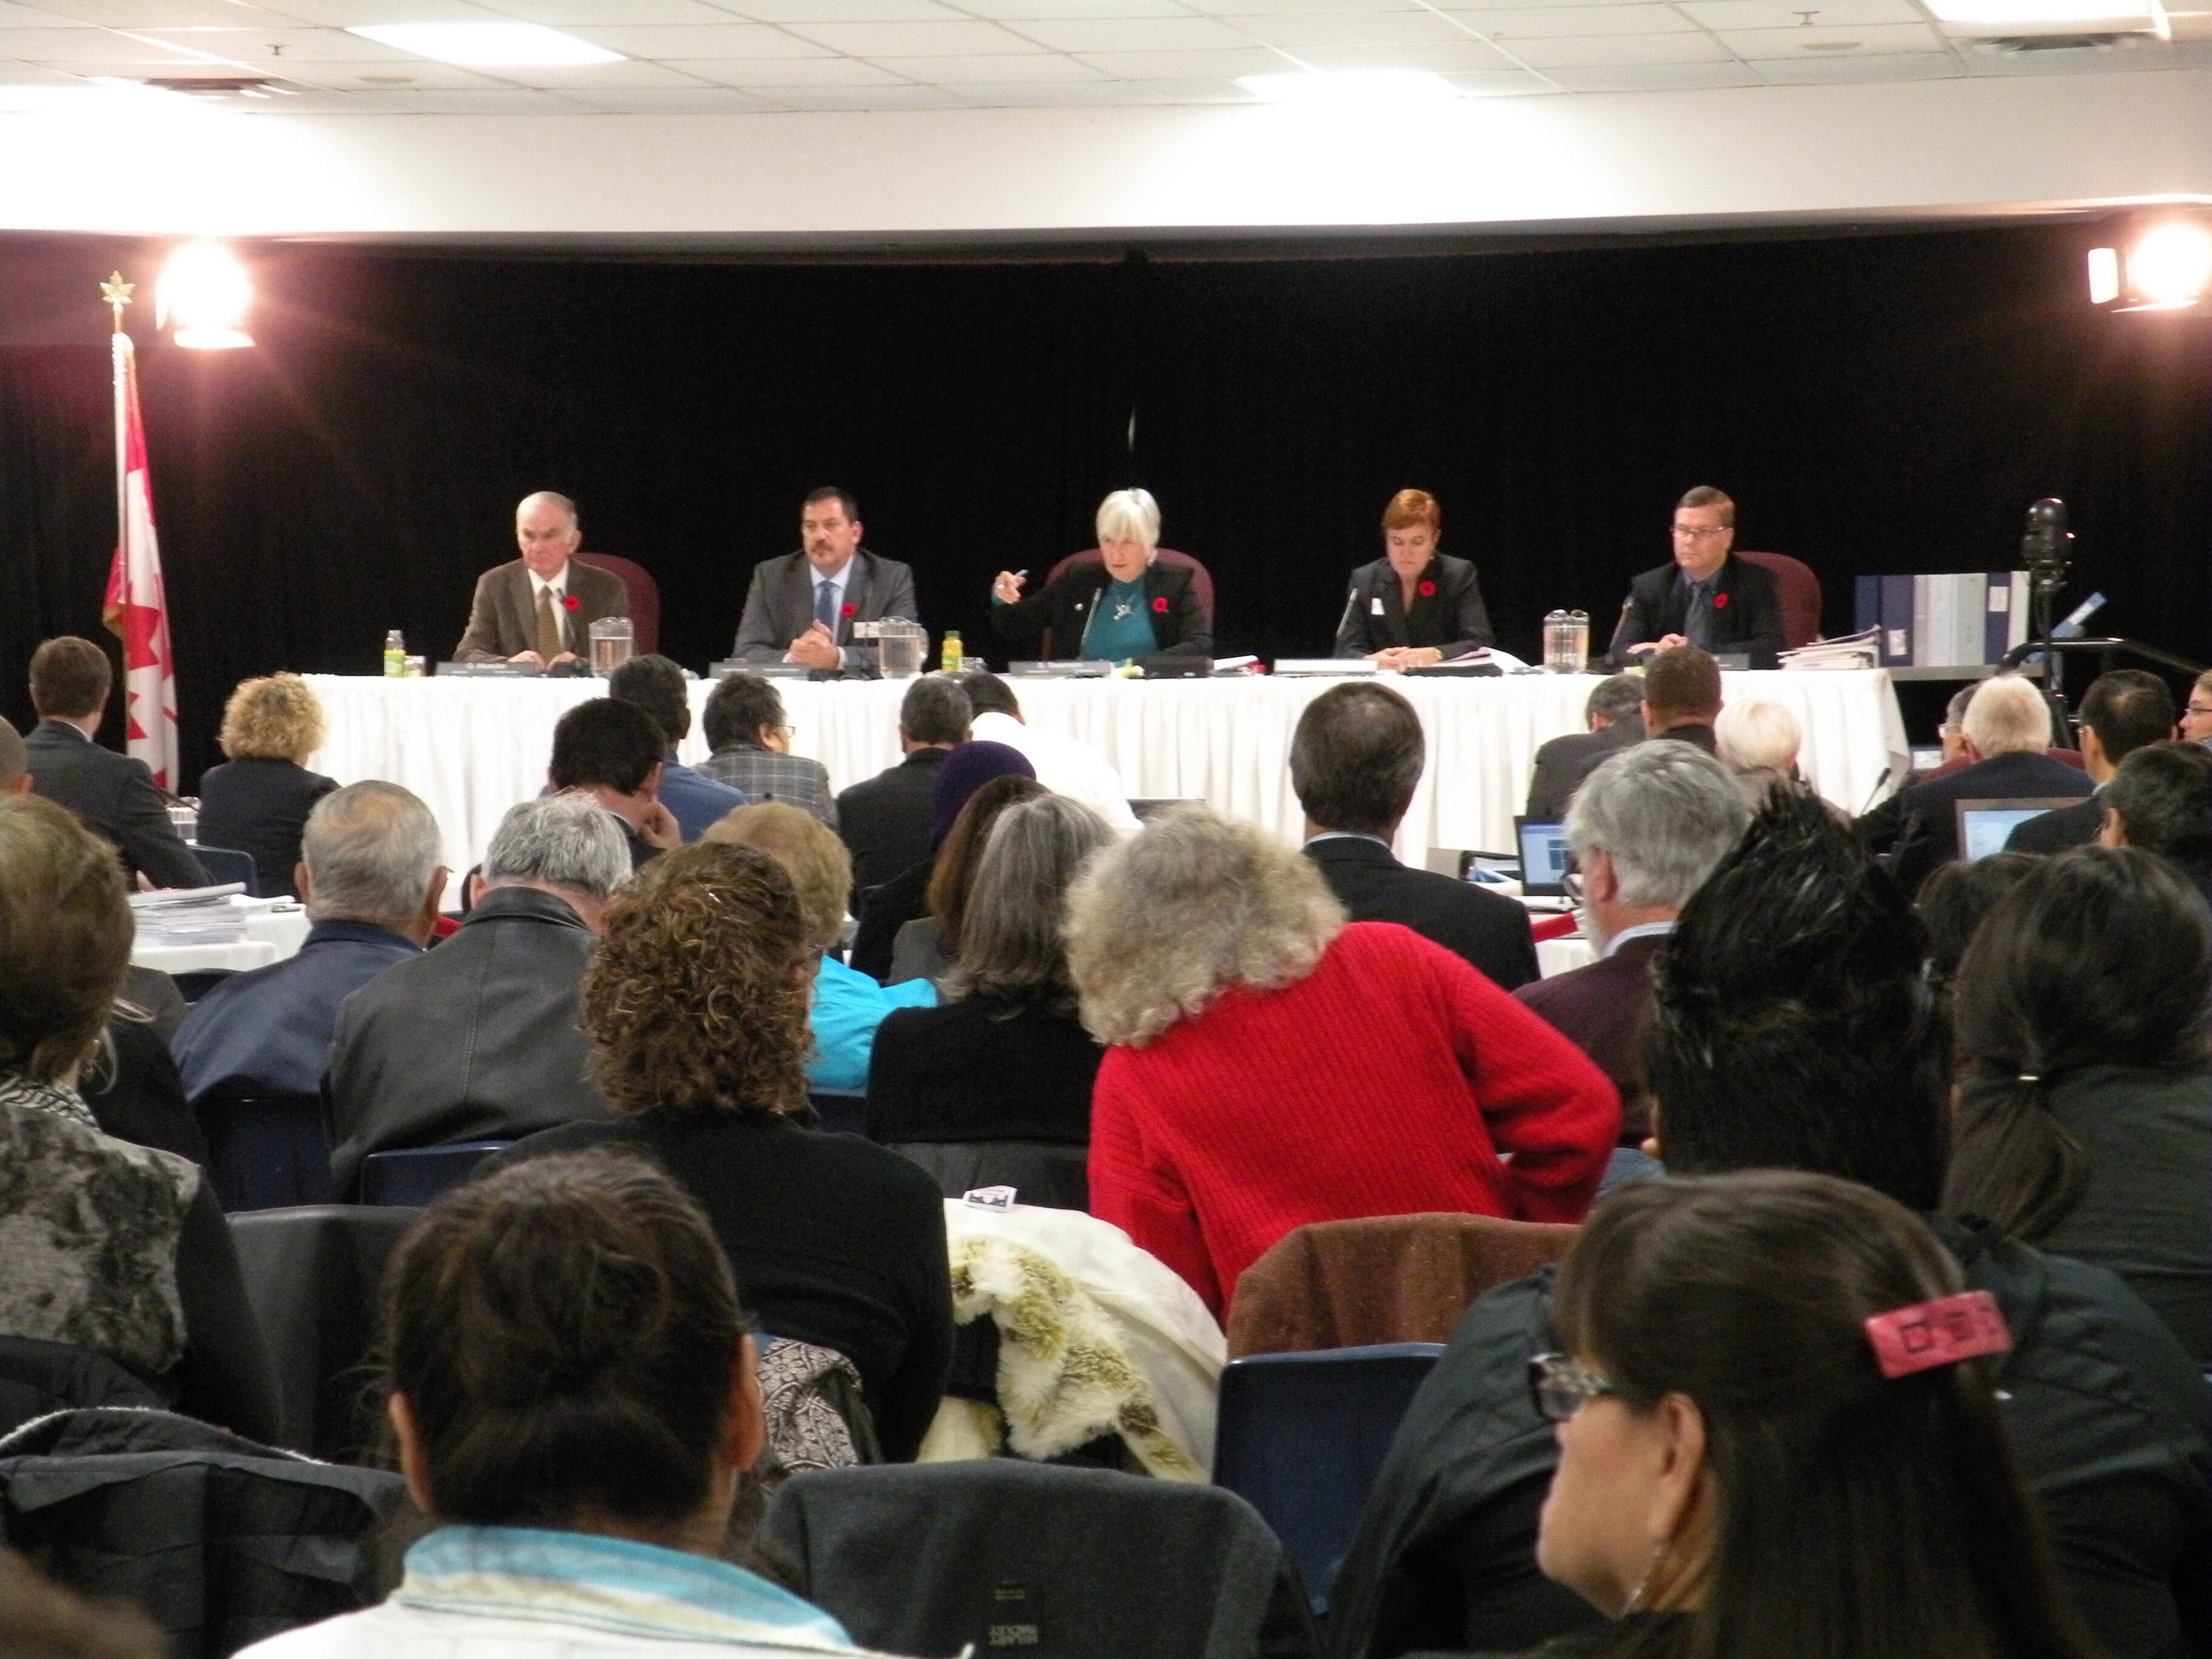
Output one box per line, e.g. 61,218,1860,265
941,630,964,673
384,630,406,678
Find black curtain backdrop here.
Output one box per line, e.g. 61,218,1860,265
2,223,2207,787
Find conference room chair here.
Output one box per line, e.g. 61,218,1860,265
573,551,661,655
185,842,260,896
229,1204,420,1464
762,1461,1316,1659
169,968,238,1006
1037,547,1217,658
886,1139,1089,1210
806,1088,868,1137
355,1141,511,1208
1212,1342,1446,1618
195,1093,331,1212
1226,1212,1579,1359
1734,550,1824,649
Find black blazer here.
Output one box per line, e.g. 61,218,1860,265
866,996,1102,1147
991,559,1212,659
1608,554,1786,669
1523,719,1643,824
1302,836,1540,991
454,557,630,663
25,720,207,890
2003,793,2105,855
1332,554,1494,660
195,757,338,899
1882,749,2093,897
732,549,920,674
837,749,951,905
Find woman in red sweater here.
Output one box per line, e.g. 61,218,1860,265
1067,805,1620,1318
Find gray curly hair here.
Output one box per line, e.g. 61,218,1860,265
1064,803,1344,1048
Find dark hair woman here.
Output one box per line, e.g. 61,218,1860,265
488,842,952,1461
1532,1170,2099,1659
233,1150,879,1659
1942,845,2212,1365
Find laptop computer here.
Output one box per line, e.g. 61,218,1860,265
1515,817,1574,900
1954,798,2083,862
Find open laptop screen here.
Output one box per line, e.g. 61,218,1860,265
1515,818,1572,897
1954,798,2080,862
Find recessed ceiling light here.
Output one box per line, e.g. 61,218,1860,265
1923,0,2159,24
1236,70,1460,106
1801,38,1866,48
345,24,622,69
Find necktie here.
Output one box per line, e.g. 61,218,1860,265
536,585,563,660
814,578,839,635
1685,578,1715,651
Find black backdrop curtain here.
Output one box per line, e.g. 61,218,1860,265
2,223,2207,788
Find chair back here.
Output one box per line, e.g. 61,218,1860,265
1040,548,1216,657
195,1093,332,1212
1227,1212,1578,1359
228,1205,420,1463
356,1141,510,1208
888,1140,1090,1210
574,551,661,655
806,1088,868,1137
169,968,238,1006
188,843,259,897
1213,1342,1444,1617
1734,550,1823,649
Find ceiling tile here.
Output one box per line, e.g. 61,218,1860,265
1005,13,1255,47
1500,27,1731,61
491,57,722,84
1183,0,1432,12
1457,6,1696,36
1293,36,1525,65
878,49,1104,75
129,27,423,61
1716,21,1945,54
1065,41,1288,69
1753,46,1962,75
1441,64,1558,87
782,18,1048,52
472,0,742,19
1959,37,2170,70
32,0,335,21
219,1,513,21
953,0,1196,16
1677,0,1925,24
0,2,95,22
939,72,1177,96
739,78,968,104
680,52,914,82
555,23,827,56
346,85,595,108
0,27,232,60
258,56,512,85
719,0,970,19
542,83,776,108
0,58,78,80
1542,55,1760,82
1225,8,1465,45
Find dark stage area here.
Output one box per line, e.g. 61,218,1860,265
2,223,2207,784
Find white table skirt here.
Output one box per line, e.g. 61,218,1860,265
301,670,1909,884
132,899,312,976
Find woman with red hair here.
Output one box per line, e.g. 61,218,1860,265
1332,489,1495,668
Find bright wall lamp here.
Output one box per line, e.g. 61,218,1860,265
156,241,255,349
2087,213,2212,313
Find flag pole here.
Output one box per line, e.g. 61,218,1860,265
101,272,133,554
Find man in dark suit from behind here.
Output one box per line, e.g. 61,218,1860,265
1607,484,1786,669
23,635,206,890
453,491,630,668
1877,672,2093,897
1292,680,1540,991
1523,673,1645,825
1512,741,1749,1144
1638,645,1723,757
605,654,746,842
2005,669,2174,856
836,675,972,905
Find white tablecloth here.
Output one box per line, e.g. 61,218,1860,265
302,670,1909,882
132,898,312,976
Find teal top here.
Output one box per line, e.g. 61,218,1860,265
1080,575,1161,663
808,954,937,1092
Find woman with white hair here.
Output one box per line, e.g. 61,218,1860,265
989,488,1213,662
1068,805,1620,1318
1714,697,1803,806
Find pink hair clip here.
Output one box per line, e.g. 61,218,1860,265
1864,1290,2011,1379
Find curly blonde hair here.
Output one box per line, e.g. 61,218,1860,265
703,802,849,957
581,841,811,1118
218,673,324,763
1064,804,1343,1048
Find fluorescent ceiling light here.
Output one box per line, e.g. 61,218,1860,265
1237,70,1461,106
1924,0,2156,22
346,24,622,68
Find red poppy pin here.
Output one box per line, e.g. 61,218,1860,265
1418,580,1436,597
842,602,857,618
561,594,580,612
1151,596,1169,613
1713,592,1729,609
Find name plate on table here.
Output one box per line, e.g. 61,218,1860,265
708,661,812,679
1007,661,1114,678
1273,659,1378,676
435,662,540,677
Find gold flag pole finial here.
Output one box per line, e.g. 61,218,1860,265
100,272,135,332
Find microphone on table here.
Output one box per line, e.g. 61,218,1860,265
1336,580,1363,640
1857,765,1893,816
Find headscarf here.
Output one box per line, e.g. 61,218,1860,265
929,741,1036,849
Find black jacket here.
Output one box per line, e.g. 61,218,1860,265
838,749,951,905
25,720,207,890
1607,555,1785,670
2004,790,2106,855
991,560,1213,660
1332,555,1494,660
194,756,338,899
866,996,1102,1146
1878,749,2093,897
1324,1216,2211,1659
1522,720,1643,825
850,857,931,984
324,885,609,1197
1302,838,1539,993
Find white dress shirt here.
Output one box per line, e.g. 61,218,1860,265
970,710,1141,833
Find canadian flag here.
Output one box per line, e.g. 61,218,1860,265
101,330,178,793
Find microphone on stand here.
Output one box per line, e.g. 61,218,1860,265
1336,579,1364,642
1857,765,1894,816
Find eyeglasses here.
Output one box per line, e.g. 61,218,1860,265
1561,863,1584,904
1529,1353,1623,1423
1671,525,1732,540
2185,703,2212,719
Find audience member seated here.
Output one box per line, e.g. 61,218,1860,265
1860,681,1978,853
1877,674,2091,897
1524,674,1645,825
698,672,838,826
0,794,276,1440
886,774,1048,987
1945,845,2212,1367
705,803,937,1094
1916,850,2038,990
80,1008,206,1164
1293,681,1539,990
1071,804,1618,1318
174,782,444,1108
548,697,682,870
193,674,338,899
489,844,953,1462
989,488,1214,662
234,1150,885,1659
1530,1170,2103,1659
606,653,747,842
1514,743,1748,1145
837,674,971,902
22,637,205,890
1712,695,1802,807
2006,669,2175,856
1637,646,1723,756
956,671,1141,832
867,794,1115,1148
2099,739,2212,907
326,794,624,1198
2182,668,2212,747
1327,791,2210,1659
849,740,1037,985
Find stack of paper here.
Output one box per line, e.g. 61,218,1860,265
1780,628,1880,671
129,883,248,945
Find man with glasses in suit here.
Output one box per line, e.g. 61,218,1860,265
1608,486,1785,670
